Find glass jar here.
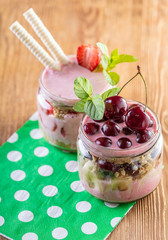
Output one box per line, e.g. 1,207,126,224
77,102,163,202
37,71,83,152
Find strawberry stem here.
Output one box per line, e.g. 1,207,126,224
117,65,147,112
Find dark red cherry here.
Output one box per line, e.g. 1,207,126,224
136,130,153,143
148,118,154,128
95,137,112,147
98,159,117,172
84,123,99,135
128,104,144,111
123,127,134,135
117,138,132,149
104,96,128,121
94,115,107,123
125,106,150,130
113,115,125,123
101,120,121,136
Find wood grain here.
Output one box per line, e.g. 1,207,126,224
0,0,168,239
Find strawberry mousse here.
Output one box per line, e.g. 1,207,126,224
37,54,108,151
77,99,163,202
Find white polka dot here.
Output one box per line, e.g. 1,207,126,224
71,181,85,192
42,185,58,197
52,227,68,239
81,222,97,235
29,112,38,121
104,202,119,208
47,206,63,218
0,216,5,226
7,132,18,143
30,129,43,139
111,217,121,228
65,161,78,172
11,170,26,181
22,232,38,240
18,211,34,222
38,165,53,177
7,151,22,162
34,147,49,157
76,201,91,213
14,190,30,201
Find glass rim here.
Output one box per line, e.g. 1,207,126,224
80,100,161,157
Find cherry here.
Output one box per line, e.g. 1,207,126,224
136,130,153,143
148,118,154,128
123,127,134,135
95,137,112,147
84,122,99,135
128,104,144,111
101,120,121,136
117,137,132,149
104,96,128,121
94,115,107,123
98,159,117,172
113,115,125,123
125,106,150,130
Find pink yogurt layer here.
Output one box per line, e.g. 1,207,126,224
41,56,108,100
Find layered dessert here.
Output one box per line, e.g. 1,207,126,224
37,47,108,151
77,97,163,202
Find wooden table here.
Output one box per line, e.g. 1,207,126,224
0,0,168,239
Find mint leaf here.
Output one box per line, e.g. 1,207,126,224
103,70,120,86
84,94,105,120
113,54,138,64
73,100,86,112
101,87,121,100
96,42,109,57
101,55,109,70
111,48,118,57
74,77,93,99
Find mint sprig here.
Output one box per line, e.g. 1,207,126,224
73,77,120,120
96,42,138,86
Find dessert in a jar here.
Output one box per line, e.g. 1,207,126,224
75,65,163,202
78,100,163,202
37,53,108,151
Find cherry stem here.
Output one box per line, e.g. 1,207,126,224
117,65,147,112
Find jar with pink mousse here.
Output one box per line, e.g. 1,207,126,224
37,56,108,152
77,100,163,202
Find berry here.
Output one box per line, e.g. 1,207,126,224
136,130,153,143
117,138,132,149
104,96,128,121
101,120,121,136
148,118,154,128
123,127,134,135
94,115,107,123
61,128,66,137
113,115,125,123
38,94,54,115
98,160,117,172
77,44,101,71
84,122,99,135
125,106,150,130
128,104,144,111
95,137,112,147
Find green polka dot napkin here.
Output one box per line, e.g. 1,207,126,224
0,112,135,240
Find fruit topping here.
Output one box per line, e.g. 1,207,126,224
84,123,99,135
125,106,150,130
77,44,101,71
95,137,112,147
104,96,127,121
117,137,132,149
148,118,154,128
113,115,125,123
101,120,121,136
122,127,134,135
136,130,153,143
94,115,107,123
